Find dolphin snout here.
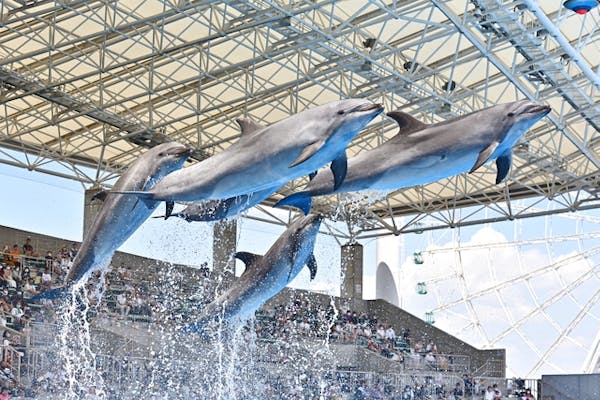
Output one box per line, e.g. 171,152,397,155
533,105,551,116
357,102,384,113
306,213,324,224
169,146,194,156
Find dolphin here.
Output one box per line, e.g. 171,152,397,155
275,100,551,214
182,213,322,335
33,142,193,300
115,99,383,203
151,186,279,222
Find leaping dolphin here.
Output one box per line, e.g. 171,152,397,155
152,186,278,222
275,100,551,214
115,99,383,203
182,213,322,335
33,142,193,300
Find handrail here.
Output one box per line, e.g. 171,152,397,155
1,344,22,383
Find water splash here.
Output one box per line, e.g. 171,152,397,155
56,281,106,399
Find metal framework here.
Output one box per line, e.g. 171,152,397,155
0,0,598,237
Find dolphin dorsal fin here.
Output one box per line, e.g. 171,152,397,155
236,117,265,135
387,111,427,135
235,251,263,269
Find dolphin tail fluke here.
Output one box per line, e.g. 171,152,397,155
30,286,68,302
274,192,312,215
495,151,512,184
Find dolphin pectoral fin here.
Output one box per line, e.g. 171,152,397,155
306,253,317,280
274,192,312,215
469,141,499,174
90,190,107,202
289,139,326,168
495,151,512,184
330,152,347,190
165,201,175,220
235,252,263,269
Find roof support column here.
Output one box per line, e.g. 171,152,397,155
341,242,363,300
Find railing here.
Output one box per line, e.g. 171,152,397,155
1,344,22,384
473,357,505,378
23,350,481,398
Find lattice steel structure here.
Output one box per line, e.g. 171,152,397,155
0,0,598,237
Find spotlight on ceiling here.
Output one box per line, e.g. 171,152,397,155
563,0,599,15
363,38,376,49
442,80,456,92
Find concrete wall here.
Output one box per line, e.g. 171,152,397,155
541,374,600,400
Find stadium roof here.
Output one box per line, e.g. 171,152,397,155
0,0,599,237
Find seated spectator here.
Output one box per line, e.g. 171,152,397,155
8,247,19,269
116,292,130,318
45,251,56,271
425,351,437,369
385,324,396,341
23,279,38,297
57,245,70,264
21,267,31,281
437,354,450,371
1,247,11,266
522,388,535,400
2,268,16,289
10,303,24,326
376,325,386,341
0,299,10,316
414,338,426,355
426,338,438,354
484,386,495,400
492,384,502,399
22,237,35,257
33,272,42,286
41,269,52,289
69,243,79,260
453,382,463,400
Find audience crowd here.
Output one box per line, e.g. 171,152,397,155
0,236,533,399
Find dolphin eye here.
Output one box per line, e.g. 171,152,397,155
337,110,345,115
507,112,515,117
158,152,165,156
